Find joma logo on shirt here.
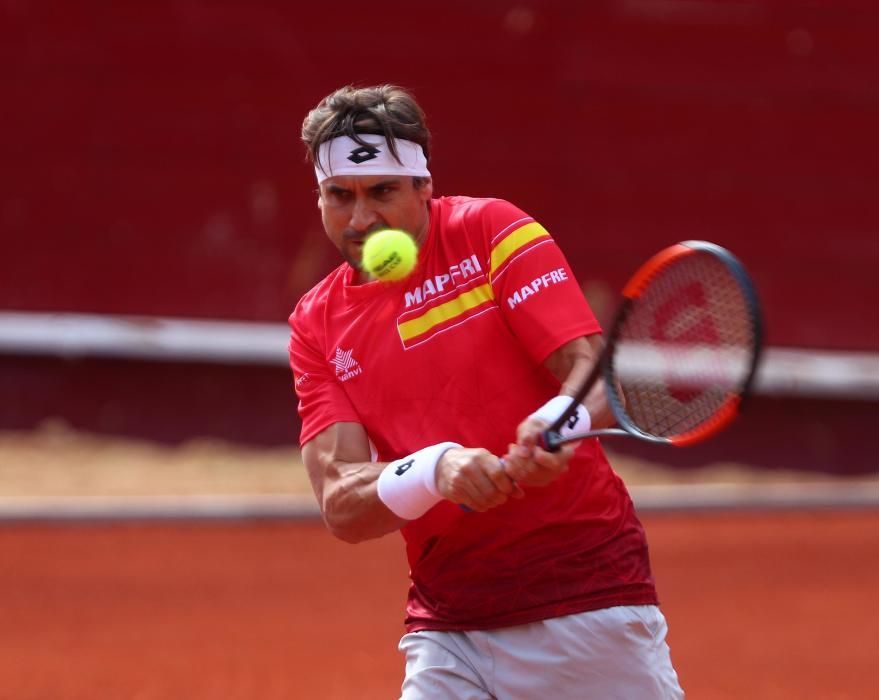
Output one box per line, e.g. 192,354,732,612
331,347,362,382
404,254,483,309
507,268,569,309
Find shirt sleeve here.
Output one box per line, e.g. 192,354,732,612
288,307,361,446
479,200,601,364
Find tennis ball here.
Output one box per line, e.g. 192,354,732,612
361,229,418,282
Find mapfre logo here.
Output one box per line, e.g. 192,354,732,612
331,347,363,382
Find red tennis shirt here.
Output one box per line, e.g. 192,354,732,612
289,196,657,632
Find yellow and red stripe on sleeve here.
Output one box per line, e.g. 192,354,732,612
488,221,552,283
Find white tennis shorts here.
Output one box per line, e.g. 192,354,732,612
398,605,684,699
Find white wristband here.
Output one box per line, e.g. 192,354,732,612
530,395,592,438
376,442,462,520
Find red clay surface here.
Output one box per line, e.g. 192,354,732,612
1,510,877,699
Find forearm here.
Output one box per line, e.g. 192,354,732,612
319,460,406,543
302,422,406,543
505,336,608,484
545,335,615,429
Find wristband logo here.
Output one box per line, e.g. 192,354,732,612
331,347,363,382
394,459,415,476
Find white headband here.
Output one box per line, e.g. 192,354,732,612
314,134,431,184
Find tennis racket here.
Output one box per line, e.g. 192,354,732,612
541,240,762,452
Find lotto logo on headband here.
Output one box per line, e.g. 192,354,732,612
315,134,431,183
348,144,380,164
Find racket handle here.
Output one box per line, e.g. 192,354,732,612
539,429,563,453
458,457,511,512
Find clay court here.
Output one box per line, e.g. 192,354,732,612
4,3,878,698
2,506,877,699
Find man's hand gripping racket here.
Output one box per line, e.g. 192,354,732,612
541,240,763,451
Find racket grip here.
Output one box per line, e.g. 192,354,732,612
458,457,509,512
539,429,563,453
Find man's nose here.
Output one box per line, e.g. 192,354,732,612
349,197,379,233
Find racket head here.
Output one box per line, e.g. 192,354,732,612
602,240,763,446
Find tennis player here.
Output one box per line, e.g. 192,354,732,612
289,84,684,699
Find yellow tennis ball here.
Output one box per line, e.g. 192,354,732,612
362,229,418,282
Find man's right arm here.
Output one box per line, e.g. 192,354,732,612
301,421,406,543
302,421,521,542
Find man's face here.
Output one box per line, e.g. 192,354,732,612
318,174,433,278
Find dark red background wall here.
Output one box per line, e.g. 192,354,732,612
2,2,877,473
3,0,878,348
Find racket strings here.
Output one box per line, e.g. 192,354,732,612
609,253,757,440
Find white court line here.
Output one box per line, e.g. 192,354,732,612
2,312,879,398
0,494,319,522
0,483,878,522
631,481,879,512
0,312,287,366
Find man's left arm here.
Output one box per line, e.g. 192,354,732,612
542,334,614,429
476,201,613,485
503,334,613,486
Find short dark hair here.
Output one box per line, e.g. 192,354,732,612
301,84,431,176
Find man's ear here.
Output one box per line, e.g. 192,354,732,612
418,177,433,201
